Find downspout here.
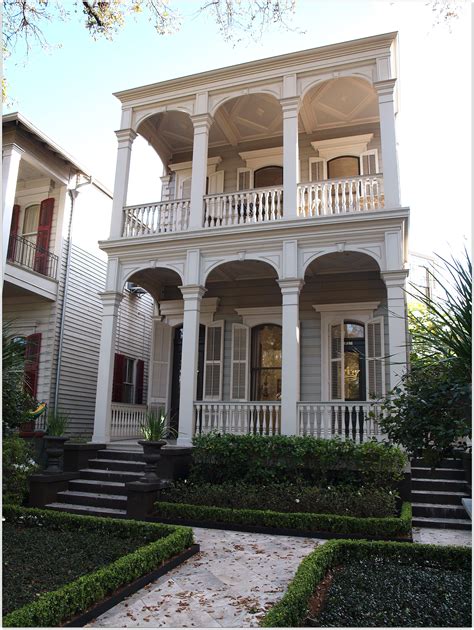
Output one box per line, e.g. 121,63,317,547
53,176,92,411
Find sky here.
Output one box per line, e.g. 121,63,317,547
5,0,472,258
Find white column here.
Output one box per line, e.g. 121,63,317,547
374,79,400,208
109,128,137,239
177,284,206,445
280,97,300,218
189,114,213,229
381,271,409,390
2,143,24,269
278,278,304,435
92,291,123,443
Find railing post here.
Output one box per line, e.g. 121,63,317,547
374,79,400,208
110,128,137,239
189,114,213,229
2,143,24,272
280,97,300,218
92,291,123,443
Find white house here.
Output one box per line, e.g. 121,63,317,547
92,32,410,446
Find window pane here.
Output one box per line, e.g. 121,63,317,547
327,156,359,179
344,351,361,400
254,166,283,188
23,205,40,237
344,323,364,338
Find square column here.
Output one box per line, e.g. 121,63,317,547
2,143,24,270
278,278,304,435
381,271,409,390
92,291,123,443
375,80,400,208
109,129,137,239
280,97,300,218
189,114,213,229
177,285,206,445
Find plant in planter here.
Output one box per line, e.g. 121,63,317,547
43,410,69,473
138,409,176,484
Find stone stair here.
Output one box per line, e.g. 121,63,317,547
46,449,145,518
411,457,472,530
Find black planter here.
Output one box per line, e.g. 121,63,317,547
138,439,167,483
43,436,69,473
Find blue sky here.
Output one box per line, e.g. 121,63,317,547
6,0,471,256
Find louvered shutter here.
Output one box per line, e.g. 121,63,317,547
181,177,192,199
203,323,224,400
112,353,125,402
150,322,172,404
7,204,20,260
24,333,41,398
135,359,145,404
237,168,252,191
231,324,249,400
366,317,385,398
360,150,379,175
207,170,224,194
309,158,327,181
330,322,343,401
34,198,54,274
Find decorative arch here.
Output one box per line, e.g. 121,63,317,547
301,246,382,277
120,262,184,292
203,255,281,284
299,71,374,102
209,86,282,118
133,104,194,133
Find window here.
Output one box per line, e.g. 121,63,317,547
327,156,360,180
253,166,283,188
250,324,282,401
112,354,144,404
22,204,40,245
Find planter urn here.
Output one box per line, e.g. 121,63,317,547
138,439,167,483
43,436,69,473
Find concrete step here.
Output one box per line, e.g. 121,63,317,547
412,516,472,530
411,467,465,480
412,478,469,493
69,478,127,496
411,490,469,505
88,458,145,472
57,490,127,510
46,502,126,518
411,458,464,470
412,502,468,519
79,468,143,483
101,447,144,459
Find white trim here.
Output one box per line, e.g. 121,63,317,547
159,297,219,327
360,149,379,175
168,157,222,172
313,302,380,313
235,306,282,327
239,147,283,170
236,167,254,191
311,134,374,160
308,157,327,181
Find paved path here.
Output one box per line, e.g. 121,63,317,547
90,526,471,628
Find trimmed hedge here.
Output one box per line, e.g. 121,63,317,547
154,500,412,538
191,434,407,486
261,539,472,627
3,505,194,628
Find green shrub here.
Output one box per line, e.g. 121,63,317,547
2,506,194,628
2,436,38,505
261,539,472,627
158,482,397,518
190,434,406,487
154,501,412,539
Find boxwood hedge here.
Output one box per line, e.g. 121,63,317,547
153,500,412,539
261,539,472,628
2,505,194,628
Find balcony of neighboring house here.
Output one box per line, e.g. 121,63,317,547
118,74,397,240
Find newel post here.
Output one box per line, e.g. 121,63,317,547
109,128,137,239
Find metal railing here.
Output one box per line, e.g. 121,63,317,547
7,234,58,280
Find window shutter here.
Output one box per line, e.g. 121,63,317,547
203,322,224,400
231,323,249,400
34,198,54,274
237,168,252,191
135,359,145,404
7,204,20,260
330,322,343,401
360,150,379,175
181,177,192,199
150,322,172,403
309,158,327,181
207,170,224,195
24,333,41,398
112,353,125,403
366,317,385,398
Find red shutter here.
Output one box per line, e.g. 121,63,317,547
135,359,145,404
24,333,41,399
7,204,20,260
34,198,54,275
112,353,125,403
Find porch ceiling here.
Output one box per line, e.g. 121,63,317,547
206,260,278,284
305,251,380,277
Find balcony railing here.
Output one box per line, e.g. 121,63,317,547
194,402,281,436
203,186,284,228
122,199,190,237
7,234,58,280
298,402,384,443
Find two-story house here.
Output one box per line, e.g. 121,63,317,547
91,32,409,446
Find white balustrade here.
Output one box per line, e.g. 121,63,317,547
203,187,283,228
111,403,148,439
297,175,384,217
194,402,281,435
122,200,190,237
297,402,384,442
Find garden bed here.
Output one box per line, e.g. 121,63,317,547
2,505,196,628
261,540,472,627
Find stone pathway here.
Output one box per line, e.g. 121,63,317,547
90,525,471,628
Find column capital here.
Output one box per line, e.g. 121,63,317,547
115,128,137,147
191,113,213,132
381,269,409,288
279,96,300,115
373,79,397,100
179,284,207,300
98,290,124,309
278,278,304,294
2,143,25,159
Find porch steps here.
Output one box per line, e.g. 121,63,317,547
45,449,145,518
410,458,471,530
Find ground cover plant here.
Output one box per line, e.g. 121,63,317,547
2,506,194,627
261,539,472,628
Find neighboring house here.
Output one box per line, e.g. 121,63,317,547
91,32,410,446
2,113,153,436
408,251,438,300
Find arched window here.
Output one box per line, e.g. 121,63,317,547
251,324,282,400
22,204,40,244
254,166,283,188
327,156,359,180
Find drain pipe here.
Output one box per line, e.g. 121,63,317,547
53,176,92,411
